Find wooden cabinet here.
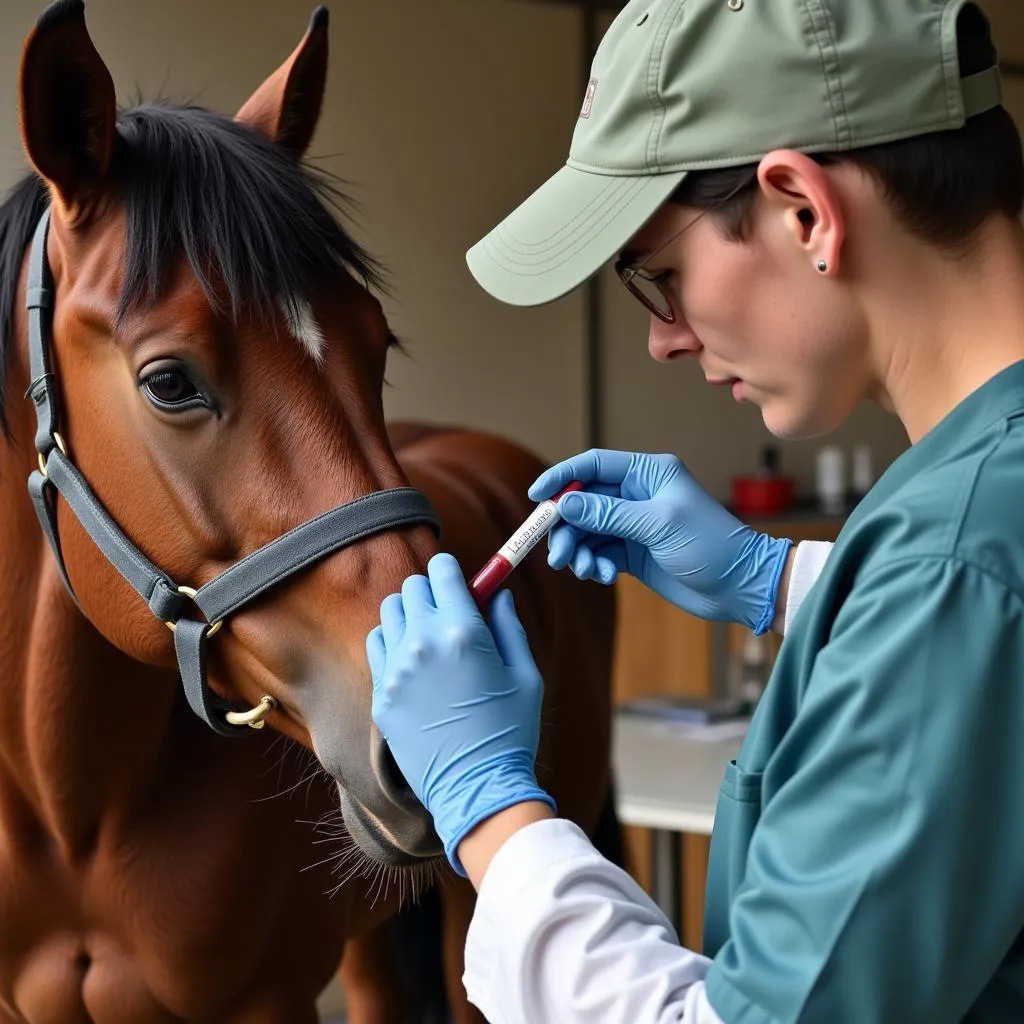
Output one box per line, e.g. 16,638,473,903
611,515,845,950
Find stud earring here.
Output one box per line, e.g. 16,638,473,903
816,260,829,273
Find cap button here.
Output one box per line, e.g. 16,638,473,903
727,0,744,10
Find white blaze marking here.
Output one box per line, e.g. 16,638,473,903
281,295,326,364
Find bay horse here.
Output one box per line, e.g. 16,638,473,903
0,2,617,1022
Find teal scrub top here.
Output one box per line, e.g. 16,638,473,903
703,360,1024,1023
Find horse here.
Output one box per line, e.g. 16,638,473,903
0,3,617,1022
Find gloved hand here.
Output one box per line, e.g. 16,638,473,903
367,552,555,876
530,449,792,636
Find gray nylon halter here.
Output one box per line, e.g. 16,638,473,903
24,208,440,737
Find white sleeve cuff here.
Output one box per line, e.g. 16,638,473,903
464,817,713,1024
783,540,834,635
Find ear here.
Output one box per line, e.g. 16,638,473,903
758,151,846,276
235,6,330,157
18,0,117,219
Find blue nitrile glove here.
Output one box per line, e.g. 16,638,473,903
530,449,792,636
367,552,556,876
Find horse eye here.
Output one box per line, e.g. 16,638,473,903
141,367,204,410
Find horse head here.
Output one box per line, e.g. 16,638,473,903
10,0,445,868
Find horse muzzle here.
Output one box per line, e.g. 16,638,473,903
336,736,443,865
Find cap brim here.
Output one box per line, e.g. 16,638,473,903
467,164,687,308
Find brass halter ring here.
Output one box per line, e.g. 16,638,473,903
37,431,67,478
224,695,277,730
164,585,223,638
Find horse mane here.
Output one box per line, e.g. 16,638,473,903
0,101,383,435
0,174,47,435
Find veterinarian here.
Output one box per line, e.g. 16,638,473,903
368,1,1024,1020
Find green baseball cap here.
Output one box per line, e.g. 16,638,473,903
467,0,1004,307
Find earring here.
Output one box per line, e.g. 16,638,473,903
816,260,829,273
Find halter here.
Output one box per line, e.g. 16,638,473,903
24,209,440,737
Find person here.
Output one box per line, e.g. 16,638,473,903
367,0,1024,1020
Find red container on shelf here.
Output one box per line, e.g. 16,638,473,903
731,446,794,517
731,474,795,517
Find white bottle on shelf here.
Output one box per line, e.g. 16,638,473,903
815,445,846,515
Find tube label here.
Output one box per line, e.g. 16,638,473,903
498,500,560,567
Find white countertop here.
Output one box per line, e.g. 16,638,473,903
612,712,748,835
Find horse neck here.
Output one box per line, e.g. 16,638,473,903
0,259,179,856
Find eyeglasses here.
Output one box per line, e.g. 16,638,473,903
614,176,754,323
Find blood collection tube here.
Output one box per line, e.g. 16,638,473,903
469,482,584,607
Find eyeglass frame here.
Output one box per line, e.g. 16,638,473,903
614,174,757,323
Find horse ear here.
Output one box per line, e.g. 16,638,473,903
18,0,117,218
236,7,330,157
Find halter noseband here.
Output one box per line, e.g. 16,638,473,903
24,209,440,737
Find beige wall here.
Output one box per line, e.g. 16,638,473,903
2,0,1023,505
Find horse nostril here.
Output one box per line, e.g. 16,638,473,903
379,741,415,803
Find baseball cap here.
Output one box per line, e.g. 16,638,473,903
466,0,1004,308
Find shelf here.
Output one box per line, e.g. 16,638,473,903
728,497,855,527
